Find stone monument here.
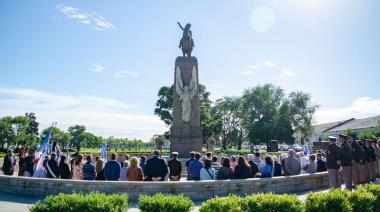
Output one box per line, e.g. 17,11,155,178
170,22,202,157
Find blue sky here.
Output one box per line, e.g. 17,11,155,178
1,0,379,141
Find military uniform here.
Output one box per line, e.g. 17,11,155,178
350,136,361,187
326,136,341,189
208,137,216,154
368,140,377,181
375,140,380,177
358,140,367,184
339,134,353,190
362,140,371,183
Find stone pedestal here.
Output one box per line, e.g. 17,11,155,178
170,57,202,158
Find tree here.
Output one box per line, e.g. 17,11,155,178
41,127,71,148
154,85,174,126
68,125,86,152
359,128,375,140
322,134,329,141
25,112,39,136
344,128,353,137
11,116,29,147
0,116,14,149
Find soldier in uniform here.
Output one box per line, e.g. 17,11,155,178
358,140,367,184
326,136,341,189
376,139,380,177
155,135,164,152
349,133,361,188
362,139,371,183
338,134,353,190
208,135,216,154
368,139,377,181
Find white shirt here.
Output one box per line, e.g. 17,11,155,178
200,168,215,180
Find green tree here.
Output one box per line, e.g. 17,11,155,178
41,127,71,147
0,116,14,149
322,134,329,141
25,112,39,136
154,85,174,126
344,128,353,137
68,125,86,152
11,116,29,147
359,128,375,140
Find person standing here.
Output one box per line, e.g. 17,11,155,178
18,148,26,176
376,139,380,177
83,155,97,180
326,136,341,189
144,150,168,181
338,134,353,190
188,152,204,181
299,152,309,174
47,153,59,179
168,152,182,181
2,149,16,176
127,157,144,181
72,154,84,180
284,149,301,176
185,151,195,180
361,139,371,183
120,161,129,181
349,133,361,188
24,150,35,177
59,155,71,179
368,139,377,181
207,136,216,154
247,154,259,178
104,153,121,181
358,140,367,184
200,159,215,180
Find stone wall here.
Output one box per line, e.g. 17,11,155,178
0,172,329,202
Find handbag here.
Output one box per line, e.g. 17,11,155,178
205,168,214,179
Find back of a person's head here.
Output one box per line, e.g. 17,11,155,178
86,155,92,162
238,156,249,168
141,156,146,162
190,151,195,159
247,154,254,161
111,153,117,160
288,149,295,156
264,156,274,166
96,159,104,173
255,152,261,158
310,154,316,161
204,159,212,169
272,156,278,162
123,160,130,167
230,155,237,162
206,152,212,158
222,158,231,168
154,150,160,156
317,153,322,159
212,156,218,163
95,155,101,161
130,157,140,168
51,153,56,160
125,154,130,160
75,154,83,166
195,152,201,160
60,155,67,164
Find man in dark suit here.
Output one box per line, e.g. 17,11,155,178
145,150,168,181
326,136,341,189
349,133,361,187
337,134,353,190
2,149,16,176
168,152,182,181
316,153,327,172
47,153,59,179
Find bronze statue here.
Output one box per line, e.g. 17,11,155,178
177,22,194,57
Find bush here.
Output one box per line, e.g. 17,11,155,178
199,195,244,212
357,184,380,211
138,193,194,212
243,193,303,212
29,192,128,212
305,189,351,212
347,189,375,212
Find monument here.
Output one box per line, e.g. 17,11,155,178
170,22,202,157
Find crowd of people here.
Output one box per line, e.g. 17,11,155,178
1,134,379,188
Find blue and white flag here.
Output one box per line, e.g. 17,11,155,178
65,144,70,165
34,123,54,162
101,142,107,163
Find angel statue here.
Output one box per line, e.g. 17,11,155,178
176,65,198,122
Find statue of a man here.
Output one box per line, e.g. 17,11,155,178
176,66,198,122
177,22,195,57
155,135,164,151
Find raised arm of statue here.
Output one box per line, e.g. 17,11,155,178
177,22,184,30
175,66,184,97
189,66,198,99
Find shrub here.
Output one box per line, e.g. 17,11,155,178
199,195,244,212
29,192,128,212
138,193,194,212
243,193,303,212
347,189,375,212
357,184,380,211
305,189,351,212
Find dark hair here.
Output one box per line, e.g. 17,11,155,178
141,156,146,162
154,150,160,156
172,153,178,157
75,154,83,166
60,155,67,164
95,156,101,161
255,152,261,157
190,152,195,159
204,159,212,169
111,153,117,160
125,154,130,160
238,156,250,168
212,156,218,162
310,155,316,161
222,158,231,168
206,152,212,158
264,156,274,166
317,153,322,159
195,152,201,160
86,155,92,162
50,153,56,160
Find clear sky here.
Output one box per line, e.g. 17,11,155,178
1,0,379,141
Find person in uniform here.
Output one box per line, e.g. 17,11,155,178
349,133,361,188
168,152,182,181
368,139,377,181
208,136,216,154
338,134,353,190
326,136,341,189
376,139,380,178
362,139,371,183
358,139,367,184
155,135,164,152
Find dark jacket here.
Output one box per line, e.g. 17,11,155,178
47,159,59,178
24,156,35,175
339,141,352,166
2,155,16,175
274,161,282,177
59,163,71,179
95,169,105,181
104,160,121,181
316,159,327,172
168,158,182,178
351,140,361,162
326,143,341,169
234,165,251,179
145,156,168,181
359,143,367,164
369,146,377,162
362,145,371,163
248,161,259,178
216,166,234,180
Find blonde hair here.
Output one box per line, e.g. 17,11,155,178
95,159,104,174
123,160,130,167
130,157,140,168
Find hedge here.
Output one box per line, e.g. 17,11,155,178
357,184,380,212
29,192,129,212
138,193,194,212
243,193,302,212
199,195,244,212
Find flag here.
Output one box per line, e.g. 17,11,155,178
65,144,70,165
34,122,54,162
101,142,107,163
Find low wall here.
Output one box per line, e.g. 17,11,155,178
0,172,329,202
